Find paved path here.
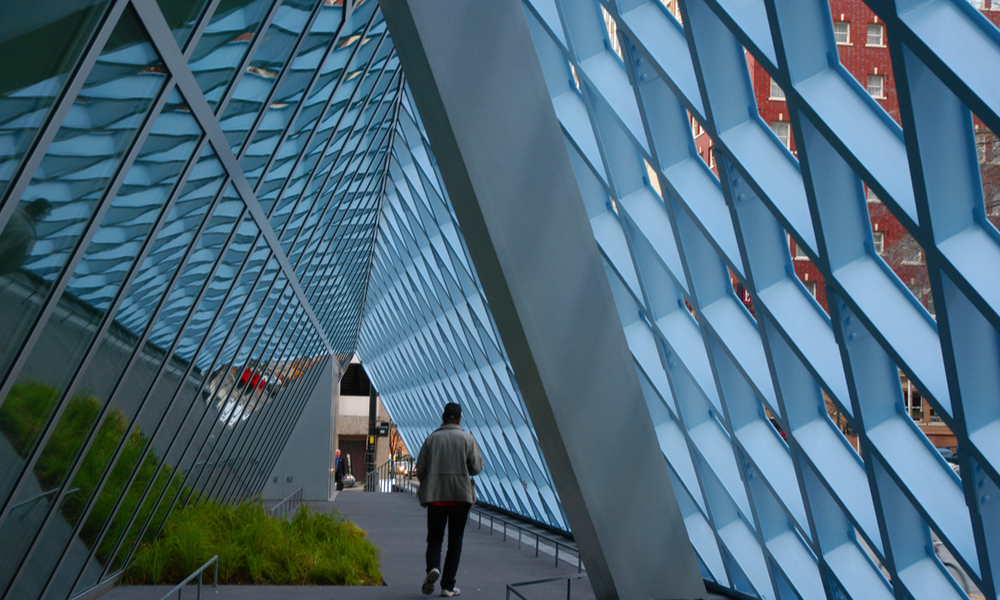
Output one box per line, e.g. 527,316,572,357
104,490,597,600
105,489,726,600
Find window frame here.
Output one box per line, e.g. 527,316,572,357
866,23,884,47
867,74,885,99
769,78,786,101
770,120,791,149
872,231,884,254
834,21,851,45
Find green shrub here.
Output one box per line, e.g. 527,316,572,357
0,381,183,564
124,500,382,586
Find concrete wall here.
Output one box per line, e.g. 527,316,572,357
261,358,335,501
336,392,391,472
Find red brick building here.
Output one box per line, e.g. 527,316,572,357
688,1,1000,434
694,0,1000,315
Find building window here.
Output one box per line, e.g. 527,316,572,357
899,233,923,264
709,146,715,168
770,121,791,148
794,240,809,260
834,21,850,45
872,231,884,254
769,78,786,100
804,280,817,297
867,23,884,46
602,6,623,59
866,186,880,203
868,74,884,98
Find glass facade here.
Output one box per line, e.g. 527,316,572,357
0,0,397,597
0,0,998,599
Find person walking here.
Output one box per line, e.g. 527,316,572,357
417,402,483,597
335,449,345,491
0,198,51,276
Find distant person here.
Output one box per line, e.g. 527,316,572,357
417,402,483,597
0,198,51,276
335,449,346,491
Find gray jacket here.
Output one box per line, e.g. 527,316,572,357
416,423,483,506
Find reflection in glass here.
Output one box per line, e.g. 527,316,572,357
188,0,275,110
157,0,213,49
0,5,166,396
5,91,206,600
239,0,344,188
71,191,246,596
222,0,317,157
0,0,110,202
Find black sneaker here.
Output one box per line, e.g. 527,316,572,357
441,588,460,597
422,568,440,595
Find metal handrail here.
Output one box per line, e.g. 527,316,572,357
11,487,80,514
159,555,218,600
365,458,417,494
470,506,584,573
506,573,588,600
268,487,302,519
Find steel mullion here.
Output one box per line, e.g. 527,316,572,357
310,169,391,326
101,250,288,574
312,167,391,329
205,298,308,501
189,283,299,501
297,79,400,297
293,127,395,310
0,0,127,229
201,284,313,502
303,129,395,297
30,130,216,600
194,292,306,506
310,118,414,316
182,284,296,504
240,342,330,501
215,328,319,504
230,338,327,503
181,0,224,58
210,0,284,119
348,109,401,344
133,0,338,359
233,0,332,163
163,271,289,510
275,37,394,263
262,11,385,220
240,1,354,180
268,30,391,261
239,342,329,498
0,74,180,532
83,207,253,585
593,18,749,592
218,321,321,503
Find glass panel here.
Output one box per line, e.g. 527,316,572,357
221,0,317,157
157,0,213,49
258,0,381,218
0,5,166,393
0,0,110,201
104,276,294,572
239,0,345,188
70,190,245,596
5,89,204,600
187,0,275,110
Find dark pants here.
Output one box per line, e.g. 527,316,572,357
425,502,472,590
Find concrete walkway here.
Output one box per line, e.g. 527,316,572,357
104,489,725,600
104,490,597,600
